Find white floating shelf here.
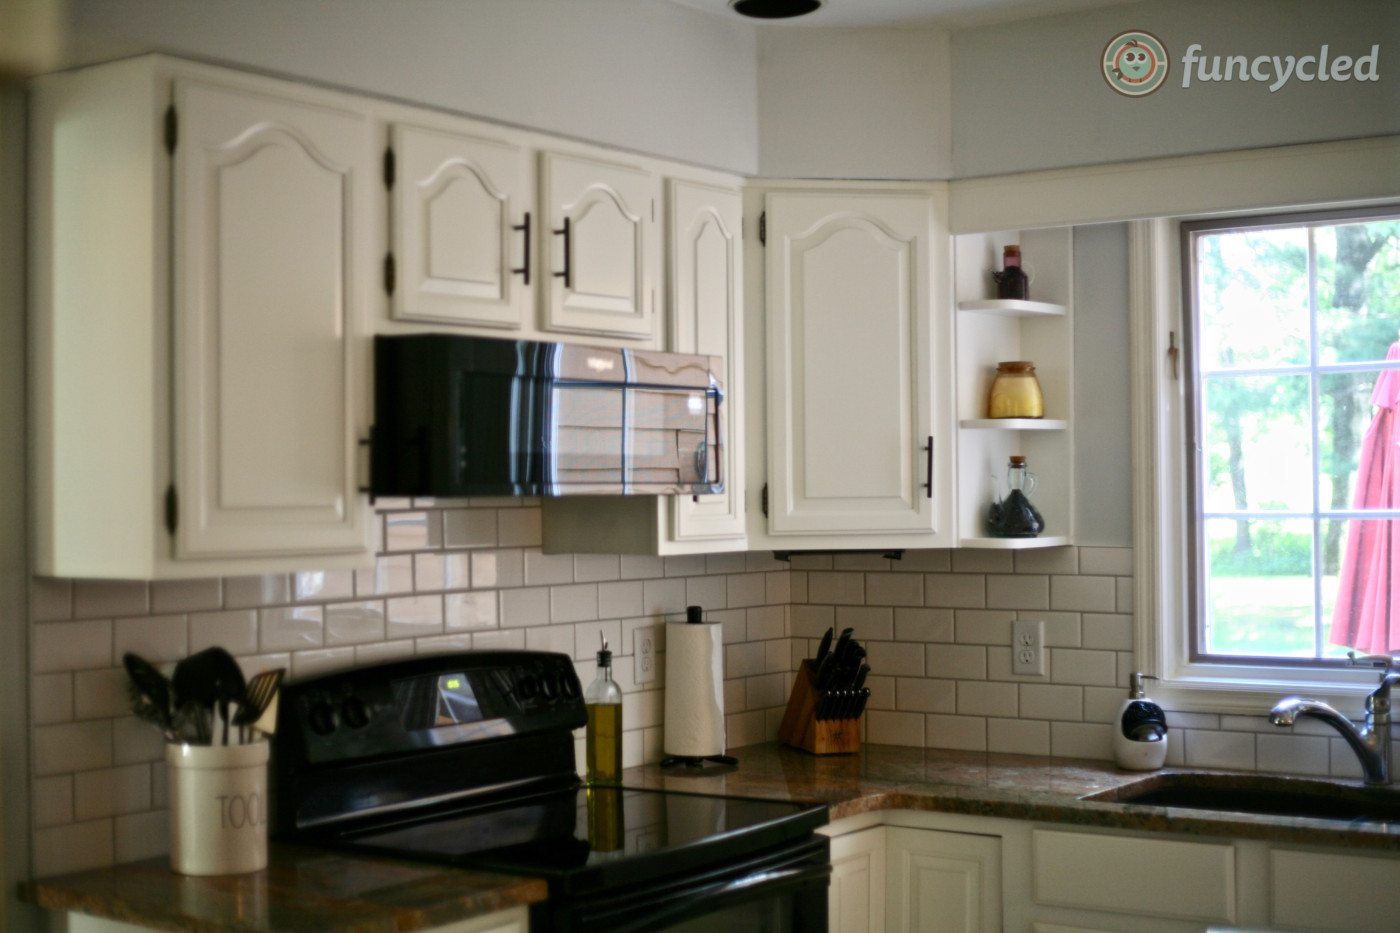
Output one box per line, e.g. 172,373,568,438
960,418,1068,431
958,299,1067,317
959,535,1072,550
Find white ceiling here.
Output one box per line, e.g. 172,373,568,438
667,0,1142,29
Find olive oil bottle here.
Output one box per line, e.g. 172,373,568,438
585,634,623,783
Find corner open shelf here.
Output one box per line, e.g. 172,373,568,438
955,227,1075,550
957,299,1066,317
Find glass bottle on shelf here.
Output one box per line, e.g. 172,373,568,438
987,361,1044,418
585,633,623,783
988,455,1044,537
991,245,1030,300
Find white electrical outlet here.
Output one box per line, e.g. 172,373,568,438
1012,619,1046,676
634,626,657,684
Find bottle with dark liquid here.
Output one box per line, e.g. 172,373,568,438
992,245,1030,300
585,633,623,783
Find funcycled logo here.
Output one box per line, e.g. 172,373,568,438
1102,30,1170,97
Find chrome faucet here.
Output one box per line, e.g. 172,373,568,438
1269,653,1399,786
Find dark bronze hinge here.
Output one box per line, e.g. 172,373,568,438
164,105,177,154
762,482,769,517
759,211,766,246
164,484,178,534
383,147,395,189
384,253,396,295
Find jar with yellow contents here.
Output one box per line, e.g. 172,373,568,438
987,361,1044,419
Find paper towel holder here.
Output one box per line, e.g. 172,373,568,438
659,606,739,775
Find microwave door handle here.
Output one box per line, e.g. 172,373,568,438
603,864,829,933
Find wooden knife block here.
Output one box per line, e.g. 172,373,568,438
778,659,861,755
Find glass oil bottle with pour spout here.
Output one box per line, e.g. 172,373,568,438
585,633,623,784
988,455,1044,538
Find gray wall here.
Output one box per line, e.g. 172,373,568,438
756,27,953,179
1073,223,1132,547
65,0,761,174
952,0,1400,176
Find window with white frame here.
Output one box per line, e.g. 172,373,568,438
1182,209,1400,665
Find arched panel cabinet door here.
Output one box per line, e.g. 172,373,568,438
763,188,953,541
172,77,373,560
669,180,745,544
540,151,660,341
391,122,532,328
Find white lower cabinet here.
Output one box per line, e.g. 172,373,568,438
824,812,1400,933
829,825,887,933
887,826,1001,933
62,906,528,933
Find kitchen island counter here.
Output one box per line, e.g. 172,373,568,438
23,843,545,933
628,742,1400,852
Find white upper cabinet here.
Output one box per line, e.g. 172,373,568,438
540,151,659,340
173,78,373,562
30,58,375,578
539,175,746,555
757,187,954,546
390,122,532,328
667,179,745,544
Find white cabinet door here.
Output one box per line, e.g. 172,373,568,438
172,77,372,560
391,122,531,328
887,826,1001,933
541,151,658,340
669,179,745,544
829,826,886,933
764,190,952,540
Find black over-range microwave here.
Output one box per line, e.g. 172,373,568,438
370,335,724,498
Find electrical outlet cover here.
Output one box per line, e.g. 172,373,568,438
1012,619,1046,676
634,626,657,684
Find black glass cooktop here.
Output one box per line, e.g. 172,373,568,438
337,784,826,895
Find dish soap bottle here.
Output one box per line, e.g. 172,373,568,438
1114,672,1168,771
585,633,623,783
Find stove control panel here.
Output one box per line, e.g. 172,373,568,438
279,651,585,764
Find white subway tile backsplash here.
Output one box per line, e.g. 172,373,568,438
416,634,477,655
864,571,924,607
189,610,259,655
664,555,707,577
686,574,728,611
835,605,894,641
356,555,414,597
764,571,792,606
500,587,550,629
294,570,354,602
73,668,130,719
151,579,222,614
114,615,188,664
324,602,387,645
895,677,956,714
924,644,985,681
746,606,785,642
33,775,73,828
725,642,767,679
868,710,925,746
1012,547,1078,575
1019,683,1084,721
526,625,575,655
385,595,443,638
291,647,355,679
620,554,665,580
74,764,151,821
597,582,644,620
727,573,767,609
259,606,325,652
988,717,1050,756
31,578,73,621
807,572,865,605
33,620,112,673
1081,613,1132,650
951,551,1014,574
115,810,169,864
223,575,291,609
112,716,166,766
552,584,599,624
445,592,498,630
985,574,1049,610
73,580,149,619
34,820,114,877
525,550,575,586
790,605,834,638
31,674,73,726
444,553,471,589
866,640,925,678
34,721,113,776
575,621,623,662
924,573,985,608
1184,730,1256,770
1049,575,1117,612
643,578,687,617
897,550,952,573
1079,547,1132,576
957,680,1018,718
1257,733,1330,776
444,508,500,548
1049,648,1118,687
952,609,1015,645
473,550,523,589
1050,721,1113,760
894,608,953,643
413,554,446,592
575,554,621,583
354,640,417,666
926,714,986,751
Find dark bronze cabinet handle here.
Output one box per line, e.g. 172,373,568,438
511,212,531,285
553,216,571,288
924,436,933,498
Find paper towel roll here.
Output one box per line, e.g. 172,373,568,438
663,619,726,758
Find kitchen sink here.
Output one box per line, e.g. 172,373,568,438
1081,772,1400,823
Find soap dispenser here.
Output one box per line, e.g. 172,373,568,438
1114,672,1168,771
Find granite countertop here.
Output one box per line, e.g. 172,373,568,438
26,743,1400,932
630,742,1400,852
22,843,547,933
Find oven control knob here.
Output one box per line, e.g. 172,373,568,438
538,672,558,700
307,700,338,736
341,696,370,730
559,674,580,699
516,674,539,700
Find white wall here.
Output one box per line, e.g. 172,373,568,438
757,27,953,179
64,0,761,174
1073,223,1132,547
952,0,1400,176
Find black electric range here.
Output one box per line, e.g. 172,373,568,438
272,651,829,933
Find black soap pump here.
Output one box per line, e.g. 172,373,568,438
1114,672,1168,771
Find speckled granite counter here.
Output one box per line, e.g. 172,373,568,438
628,742,1400,852
23,843,546,933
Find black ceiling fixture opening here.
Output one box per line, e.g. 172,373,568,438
731,0,822,19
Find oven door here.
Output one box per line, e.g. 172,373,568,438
543,836,830,933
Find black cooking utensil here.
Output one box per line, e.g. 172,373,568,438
122,653,173,737
172,647,246,746
233,668,284,743
814,627,834,667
